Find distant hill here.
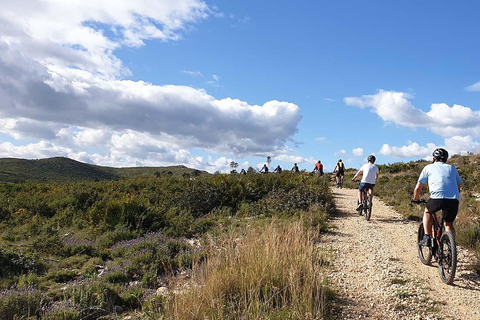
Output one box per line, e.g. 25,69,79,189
0,157,208,183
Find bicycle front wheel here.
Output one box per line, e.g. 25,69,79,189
438,232,457,285
417,222,432,265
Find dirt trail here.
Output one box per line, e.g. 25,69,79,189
324,187,480,319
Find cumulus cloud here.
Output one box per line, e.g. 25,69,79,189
380,137,480,160
379,142,437,159
344,90,480,138
0,1,303,172
352,148,364,157
274,154,312,164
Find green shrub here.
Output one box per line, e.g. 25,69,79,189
0,249,45,277
46,270,79,283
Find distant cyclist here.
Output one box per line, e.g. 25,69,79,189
351,155,379,211
413,148,462,246
313,160,324,176
291,163,299,173
274,165,282,173
334,159,345,187
260,164,269,174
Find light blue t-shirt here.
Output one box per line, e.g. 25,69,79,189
418,162,462,200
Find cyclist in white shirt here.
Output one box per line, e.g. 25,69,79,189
412,148,462,246
351,155,379,211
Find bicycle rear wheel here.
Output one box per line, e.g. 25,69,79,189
438,232,457,285
367,195,372,221
417,222,432,265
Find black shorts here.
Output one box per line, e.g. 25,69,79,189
426,198,459,223
336,171,344,177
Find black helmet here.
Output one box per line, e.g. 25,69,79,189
367,155,376,163
338,159,342,162
433,148,448,162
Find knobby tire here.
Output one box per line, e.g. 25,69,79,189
364,194,371,221
438,232,457,285
417,222,432,265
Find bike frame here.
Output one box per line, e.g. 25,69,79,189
427,210,443,256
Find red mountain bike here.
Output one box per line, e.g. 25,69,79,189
412,199,457,285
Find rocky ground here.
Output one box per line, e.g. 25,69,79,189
324,187,480,320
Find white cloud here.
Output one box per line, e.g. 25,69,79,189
379,142,437,159
0,1,302,172
352,148,363,157
379,136,480,160
345,89,480,138
315,137,326,142
334,149,347,157
73,128,111,147
0,141,72,159
466,81,480,92
274,154,309,164
444,136,480,155
182,70,204,77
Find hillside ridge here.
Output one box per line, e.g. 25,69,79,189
0,157,207,183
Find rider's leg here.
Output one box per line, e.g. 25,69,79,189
444,221,456,238
423,209,433,236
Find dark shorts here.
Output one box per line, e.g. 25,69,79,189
336,171,344,177
426,198,459,223
359,183,375,192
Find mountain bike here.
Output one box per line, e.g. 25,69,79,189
335,173,344,188
355,181,372,221
411,199,457,285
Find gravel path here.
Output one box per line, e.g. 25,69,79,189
324,187,480,319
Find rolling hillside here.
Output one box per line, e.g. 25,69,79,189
0,157,208,183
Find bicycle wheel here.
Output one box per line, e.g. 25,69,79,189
364,195,371,221
438,232,457,285
417,222,432,265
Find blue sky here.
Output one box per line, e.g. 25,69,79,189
1,1,479,173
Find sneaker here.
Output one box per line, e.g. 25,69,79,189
356,203,363,211
419,236,431,247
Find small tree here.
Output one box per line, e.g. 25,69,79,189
230,161,239,174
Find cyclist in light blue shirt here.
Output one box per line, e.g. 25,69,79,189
413,148,462,246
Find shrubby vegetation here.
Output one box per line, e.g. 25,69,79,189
0,171,334,319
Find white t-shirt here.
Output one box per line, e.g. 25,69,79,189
360,163,379,184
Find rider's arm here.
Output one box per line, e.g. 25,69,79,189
351,170,362,181
413,182,424,201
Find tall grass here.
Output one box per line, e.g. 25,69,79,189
165,218,333,319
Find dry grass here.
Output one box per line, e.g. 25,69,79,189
166,218,333,319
